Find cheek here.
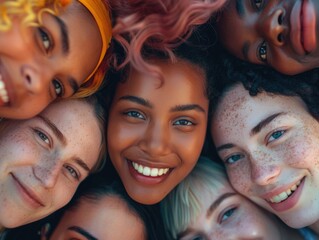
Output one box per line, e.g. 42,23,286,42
227,163,252,194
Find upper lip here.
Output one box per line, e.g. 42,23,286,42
290,0,306,54
259,177,304,200
124,148,178,169
11,173,45,207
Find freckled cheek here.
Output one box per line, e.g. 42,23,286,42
280,134,319,167
227,164,252,194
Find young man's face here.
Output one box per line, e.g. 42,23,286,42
217,0,319,75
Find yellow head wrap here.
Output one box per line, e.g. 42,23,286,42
77,0,112,83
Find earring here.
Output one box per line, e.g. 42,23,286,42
38,223,51,238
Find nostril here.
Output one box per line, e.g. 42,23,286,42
278,13,284,25
25,74,31,84
277,33,284,43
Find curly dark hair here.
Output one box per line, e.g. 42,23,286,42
210,48,319,119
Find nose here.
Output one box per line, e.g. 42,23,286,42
33,158,63,189
21,64,46,94
138,121,170,157
258,8,286,46
250,150,281,186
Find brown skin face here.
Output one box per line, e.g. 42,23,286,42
107,59,209,205
0,1,102,119
216,0,319,75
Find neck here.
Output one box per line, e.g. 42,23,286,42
0,225,4,233
310,220,319,235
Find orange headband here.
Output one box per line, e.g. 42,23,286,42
77,0,112,82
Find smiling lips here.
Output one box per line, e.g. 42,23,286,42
267,179,301,203
132,161,169,177
290,0,317,54
0,74,9,104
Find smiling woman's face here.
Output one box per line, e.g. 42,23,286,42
216,0,319,75
49,195,146,240
107,59,209,204
0,99,102,228
0,1,102,119
211,83,319,228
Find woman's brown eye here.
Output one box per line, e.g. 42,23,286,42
258,41,267,62
253,0,263,10
38,27,52,53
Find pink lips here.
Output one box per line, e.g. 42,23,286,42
290,0,317,54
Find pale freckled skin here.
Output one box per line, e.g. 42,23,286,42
211,83,319,231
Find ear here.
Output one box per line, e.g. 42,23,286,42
40,223,51,240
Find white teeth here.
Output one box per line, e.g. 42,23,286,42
132,162,170,177
0,75,9,103
268,180,302,203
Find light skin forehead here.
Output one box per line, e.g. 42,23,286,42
212,84,310,135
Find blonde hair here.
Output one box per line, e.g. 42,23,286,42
0,0,70,31
161,157,227,239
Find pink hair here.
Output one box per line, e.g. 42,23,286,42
110,0,227,77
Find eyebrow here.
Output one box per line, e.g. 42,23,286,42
37,115,66,145
235,0,245,17
52,15,69,54
216,143,235,152
119,95,153,108
68,226,97,240
206,192,237,218
37,115,91,173
250,112,285,136
170,104,206,113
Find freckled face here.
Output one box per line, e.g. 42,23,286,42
0,99,102,228
180,183,282,240
211,83,319,228
107,59,209,205
50,196,146,240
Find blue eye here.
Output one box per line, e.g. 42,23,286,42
220,208,236,223
174,119,194,126
65,165,79,180
35,129,50,144
225,154,244,164
258,41,267,62
268,130,285,143
125,111,145,119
